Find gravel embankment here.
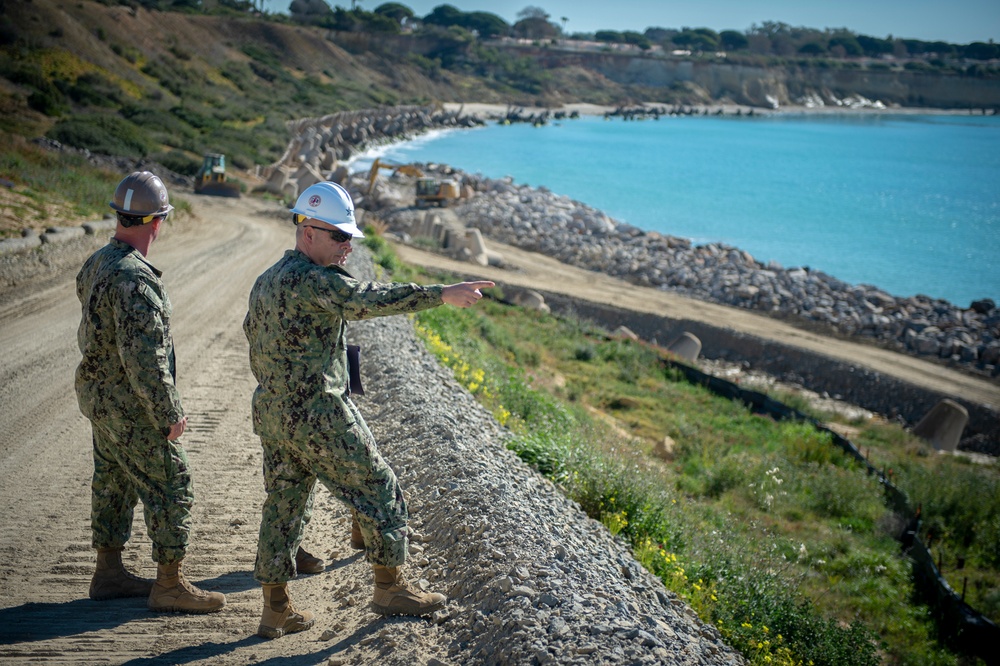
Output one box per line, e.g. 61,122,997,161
347,250,744,665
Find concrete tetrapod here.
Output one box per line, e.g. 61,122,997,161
668,332,702,363
912,398,969,452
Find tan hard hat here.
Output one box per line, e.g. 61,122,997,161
109,171,173,219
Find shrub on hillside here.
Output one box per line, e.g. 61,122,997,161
46,114,151,157
4,63,69,116
140,57,203,100
150,150,200,177
169,105,220,131
28,87,69,116
63,72,124,108
120,106,196,142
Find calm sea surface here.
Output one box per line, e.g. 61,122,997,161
355,113,1000,307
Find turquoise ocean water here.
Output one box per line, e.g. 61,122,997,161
356,113,1000,307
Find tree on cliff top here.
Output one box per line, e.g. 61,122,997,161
513,6,558,40
373,2,414,24
422,4,510,38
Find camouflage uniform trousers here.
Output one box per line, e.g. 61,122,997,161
90,419,194,564
254,405,409,584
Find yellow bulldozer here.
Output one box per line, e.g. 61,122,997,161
194,153,241,198
367,158,459,207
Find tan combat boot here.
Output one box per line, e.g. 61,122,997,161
89,547,154,600
147,560,226,614
295,546,324,574
370,564,446,616
350,514,365,550
257,583,315,639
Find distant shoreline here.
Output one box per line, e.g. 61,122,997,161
443,101,988,119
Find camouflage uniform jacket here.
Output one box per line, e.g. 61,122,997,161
75,238,184,430
243,249,444,442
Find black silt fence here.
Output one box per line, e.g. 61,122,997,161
665,358,999,665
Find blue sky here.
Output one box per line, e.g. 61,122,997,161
262,0,998,44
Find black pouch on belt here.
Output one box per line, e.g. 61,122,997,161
347,344,364,396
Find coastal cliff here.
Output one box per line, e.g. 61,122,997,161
322,29,1000,111
500,44,1000,110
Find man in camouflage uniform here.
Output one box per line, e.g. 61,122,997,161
75,171,225,614
244,181,492,638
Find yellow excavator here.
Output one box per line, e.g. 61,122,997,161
367,158,459,207
367,158,425,194
194,153,241,198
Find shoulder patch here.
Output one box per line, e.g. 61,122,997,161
136,280,165,312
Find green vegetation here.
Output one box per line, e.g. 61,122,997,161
399,263,998,666
855,423,1000,623
0,132,192,238
360,218,402,277
47,114,152,158
0,133,120,236
1,7,476,172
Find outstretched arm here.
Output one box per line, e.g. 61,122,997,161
441,281,495,308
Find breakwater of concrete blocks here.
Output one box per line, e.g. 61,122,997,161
373,207,503,268
258,105,484,202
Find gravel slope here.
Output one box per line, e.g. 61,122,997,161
349,301,743,665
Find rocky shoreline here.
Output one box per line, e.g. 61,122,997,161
261,104,998,383
415,166,999,381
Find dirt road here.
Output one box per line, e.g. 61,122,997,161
0,195,349,662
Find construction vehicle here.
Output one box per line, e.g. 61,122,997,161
194,153,241,198
367,158,459,207
415,177,460,207
366,158,425,195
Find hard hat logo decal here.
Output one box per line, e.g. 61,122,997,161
309,195,322,207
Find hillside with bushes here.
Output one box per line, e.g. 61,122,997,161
2,0,498,172
2,0,998,188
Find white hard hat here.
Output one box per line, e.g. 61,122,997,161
290,181,364,238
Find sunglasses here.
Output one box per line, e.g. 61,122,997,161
119,211,168,227
302,225,353,243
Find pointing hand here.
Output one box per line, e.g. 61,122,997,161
442,281,495,308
